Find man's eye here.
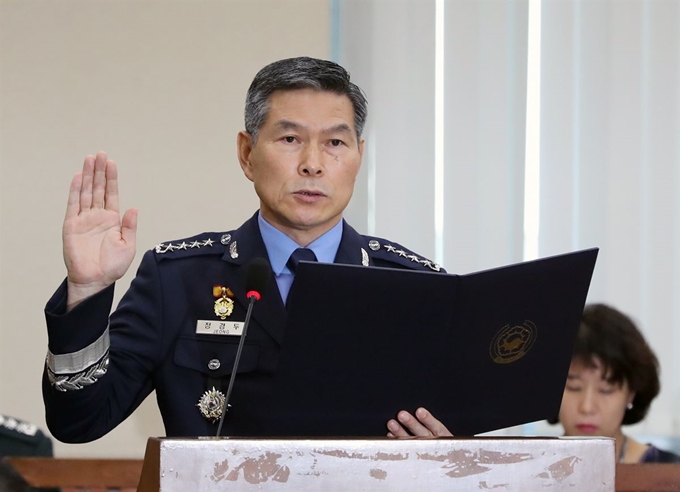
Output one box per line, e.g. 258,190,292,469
565,385,582,392
330,139,343,147
284,136,296,143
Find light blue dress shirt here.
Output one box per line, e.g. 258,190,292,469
258,212,343,304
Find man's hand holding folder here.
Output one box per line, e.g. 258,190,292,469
387,407,454,437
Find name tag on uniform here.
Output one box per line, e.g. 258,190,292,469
196,320,245,336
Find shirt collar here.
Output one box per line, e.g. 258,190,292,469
257,212,343,275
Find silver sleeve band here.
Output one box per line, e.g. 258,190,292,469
47,352,109,392
46,326,110,374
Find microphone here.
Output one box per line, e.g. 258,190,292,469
216,257,271,437
244,257,272,301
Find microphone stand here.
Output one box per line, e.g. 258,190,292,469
216,292,259,437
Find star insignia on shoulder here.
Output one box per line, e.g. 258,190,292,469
382,243,443,272
155,237,216,254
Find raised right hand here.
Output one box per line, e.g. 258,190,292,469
63,152,138,310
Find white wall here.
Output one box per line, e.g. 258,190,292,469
0,0,330,458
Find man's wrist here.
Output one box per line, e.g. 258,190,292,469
66,280,112,312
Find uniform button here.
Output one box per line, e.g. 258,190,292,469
208,359,220,370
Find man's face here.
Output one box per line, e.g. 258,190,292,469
238,88,364,246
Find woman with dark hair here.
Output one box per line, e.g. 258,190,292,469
551,303,680,463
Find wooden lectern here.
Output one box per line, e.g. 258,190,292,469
137,436,615,491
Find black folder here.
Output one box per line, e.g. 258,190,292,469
266,248,598,436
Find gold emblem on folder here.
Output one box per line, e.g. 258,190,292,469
213,286,234,320
490,321,537,364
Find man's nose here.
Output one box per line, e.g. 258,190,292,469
299,144,325,176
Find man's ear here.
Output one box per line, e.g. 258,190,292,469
237,131,255,182
356,138,365,175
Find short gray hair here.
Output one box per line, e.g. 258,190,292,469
244,57,368,145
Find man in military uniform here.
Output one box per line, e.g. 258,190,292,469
0,415,52,458
42,57,452,442
0,415,52,492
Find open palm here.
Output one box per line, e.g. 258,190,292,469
63,152,137,306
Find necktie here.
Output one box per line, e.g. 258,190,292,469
287,248,318,275
286,248,317,309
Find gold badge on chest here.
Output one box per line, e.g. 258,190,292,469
213,285,234,320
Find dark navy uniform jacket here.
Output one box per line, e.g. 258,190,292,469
0,415,52,458
43,212,443,443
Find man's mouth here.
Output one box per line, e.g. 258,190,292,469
295,190,325,197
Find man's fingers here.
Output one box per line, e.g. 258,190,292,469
386,419,411,437
414,407,453,437
104,159,120,213
79,155,95,210
398,410,432,436
386,408,454,438
121,208,138,247
92,152,108,208
65,173,83,219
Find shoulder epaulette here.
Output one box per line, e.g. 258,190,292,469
0,414,41,443
362,236,443,272
152,232,233,259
